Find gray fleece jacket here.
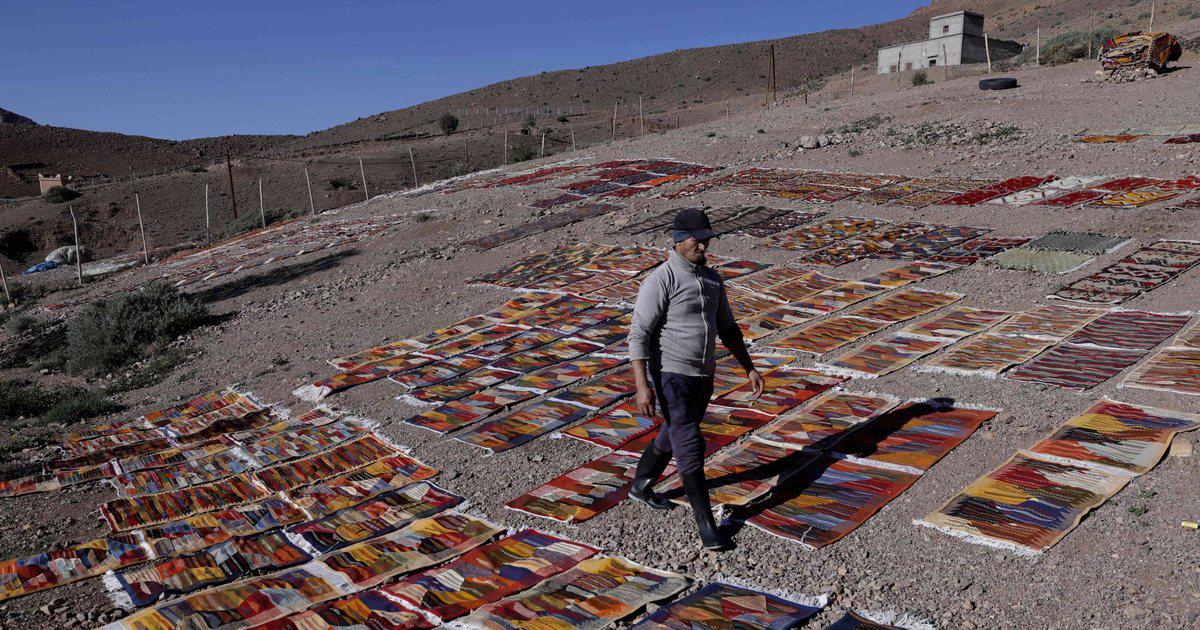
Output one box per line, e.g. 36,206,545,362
627,249,743,376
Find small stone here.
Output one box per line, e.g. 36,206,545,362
800,135,819,149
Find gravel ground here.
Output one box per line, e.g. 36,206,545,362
3,54,1200,629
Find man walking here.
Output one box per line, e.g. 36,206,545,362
626,208,764,551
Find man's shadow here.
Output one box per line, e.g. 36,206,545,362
701,396,958,535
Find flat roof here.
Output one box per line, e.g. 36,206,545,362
931,10,984,20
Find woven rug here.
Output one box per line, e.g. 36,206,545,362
1179,321,1200,349
139,497,307,559
712,368,844,415
1091,188,1180,208
456,556,689,630
741,458,919,549
986,175,1108,206
0,534,151,602
254,433,404,493
989,247,1095,275
917,452,1130,555
297,353,437,401
405,367,522,404
768,316,891,355
574,314,633,345
927,236,1031,265
405,387,536,434
102,472,271,532
737,210,824,237
1029,399,1200,475
107,530,312,609
711,354,796,399
761,271,844,302
255,589,433,629
730,266,816,293
710,206,793,235
884,225,992,259
1025,231,1131,254
802,223,931,265
551,371,637,409
490,339,604,373
656,441,820,506
284,454,443,521
544,306,630,335
457,399,593,452
821,334,957,379
310,514,503,594
859,260,960,288
630,582,825,629
789,281,888,314
500,355,626,394
753,391,900,450
562,402,659,450
1124,347,1200,395
513,296,602,328
468,328,565,361
991,304,1106,339
714,259,771,280
942,176,1056,205
1067,310,1192,350
290,482,464,553
833,403,994,474
899,306,1012,339
620,208,685,235
418,324,528,360
506,452,653,523
1052,240,1200,304
739,305,818,341
725,286,787,320
853,289,962,323
382,529,598,622
1006,343,1145,389
109,446,257,497
769,217,886,252
890,189,958,208
464,203,618,250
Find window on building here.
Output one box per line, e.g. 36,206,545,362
889,65,897,73
943,24,950,33
905,62,913,70
929,58,938,67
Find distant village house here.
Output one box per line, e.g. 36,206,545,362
876,11,1022,74
38,173,73,195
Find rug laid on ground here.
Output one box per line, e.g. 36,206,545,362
1064,310,1192,350
752,391,900,451
289,481,465,553
990,304,1106,339
712,368,845,416
457,398,593,452
464,203,619,250
737,210,825,237
380,529,598,622
741,458,920,549
832,403,996,474
927,236,1031,265
1123,347,1200,395
824,609,937,629
917,398,1200,554
561,401,660,450
505,451,661,523
1051,240,1200,304
405,387,537,434
0,534,152,602
251,589,433,629
656,441,821,506
1004,343,1146,390
988,246,1095,275
454,555,689,630
769,217,887,252
630,582,826,629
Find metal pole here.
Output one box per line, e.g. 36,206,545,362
639,96,644,135
408,147,418,187
503,130,508,165
225,150,238,219
571,125,576,151
1036,27,1041,66
69,205,82,286
204,183,210,239
134,193,150,265
257,178,266,228
849,65,855,97
611,103,617,141
540,131,546,158
942,44,949,82
984,34,993,74
304,165,316,215
0,262,11,306
358,157,369,201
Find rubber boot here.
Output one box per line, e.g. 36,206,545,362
628,443,675,510
680,470,734,551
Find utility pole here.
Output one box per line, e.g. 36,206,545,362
770,44,777,105
304,165,316,215
765,44,775,106
358,157,369,201
942,44,949,82
134,193,150,264
408,147,418,187
225,149,238,219
68,205,82,286
257,179,266,228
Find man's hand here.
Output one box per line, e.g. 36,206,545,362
635,384,658,418
747,369,766,400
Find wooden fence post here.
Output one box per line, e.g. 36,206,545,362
304,166,316,215
611,103,617,141
942,44,949,82
225,150,238,219
849,65,855,97
0,262,11,306
503,131,508,165
69,205,82,286
204,183,210,239
134,193,150,264
639,96,644,135
1036,26,1041,66
571,125,576,151
540,131,546,158
358,157,369,201
409,147,418,187
257,179,266,228
985,34,993,74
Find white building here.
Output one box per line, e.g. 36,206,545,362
876,11,1022,74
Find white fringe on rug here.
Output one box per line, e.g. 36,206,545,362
708,574,829,610
292,383,332,402
913,518,1042,558
857,608,939,630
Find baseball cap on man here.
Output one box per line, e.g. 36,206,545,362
671,207,718,242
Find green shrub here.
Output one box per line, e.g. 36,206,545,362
41,186,80,203
44,389,119,424
523,114,537,129
4,313,40,336
556,115,569,123
0,380,48,421
438,113,459,135
0,380,117,424
911,70,932,86
65,282,207,375
510,144,538,162
450,161,471,177
327,177,353,191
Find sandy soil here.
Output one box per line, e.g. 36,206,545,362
3,50,1200,629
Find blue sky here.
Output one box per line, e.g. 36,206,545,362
1,1,924,140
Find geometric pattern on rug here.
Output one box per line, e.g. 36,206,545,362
766,316,891,355
917,333,1057,378
380,529,599,622
560,402,660,450
711,368,845,415
1051,240,1200,305
831,403,996,474
1123,347,1200,395
455,556,689,630
819,333,962,379
741,458,920,549
505,452,659,523
464,203,620,251
926,236,1032,265
1064,310,1192,350
655,441,821,507
1004,343,1146,390
1027,399,1200,474
403,387,537,434
629,582,826,629
769,217,888,252
456,399,593,452
288,482,466,553
751,391,900,451
990,304,1106,340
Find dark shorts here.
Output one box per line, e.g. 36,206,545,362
650,370,714,476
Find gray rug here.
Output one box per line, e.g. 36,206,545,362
1025,231,1130,254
